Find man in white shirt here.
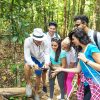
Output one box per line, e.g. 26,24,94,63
46,22,60,49
24,28,50,99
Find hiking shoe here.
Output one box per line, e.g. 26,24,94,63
26,84,32,97
57,94,65,100
34,94,40,100
57,94,61,99
47,98,53,100
65,94,68,99
42,86,47,93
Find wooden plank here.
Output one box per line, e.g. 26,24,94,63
0,87,25,96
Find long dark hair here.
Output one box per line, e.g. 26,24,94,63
68,28,91,52
51,38,62,62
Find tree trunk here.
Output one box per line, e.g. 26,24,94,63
80,0,85,14
67,0,70,34
62,0,67,38
95,0,100,31
43,4,47,31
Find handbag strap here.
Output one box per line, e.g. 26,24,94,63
93,31,98,47
83,62,100,85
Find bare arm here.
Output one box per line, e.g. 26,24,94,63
61,63,81,73
24,39,35,67
78,52,100,71
44,38,50,65
87,53,100,71
54,62,81,74
61,57,67,68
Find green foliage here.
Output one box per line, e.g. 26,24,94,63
10,64,17,74
9,96,27,100
21,81,26,87
10,63,23,74
0,0,96,39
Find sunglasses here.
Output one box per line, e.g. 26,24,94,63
74,24,81,27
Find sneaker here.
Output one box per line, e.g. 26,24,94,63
57,94,61,99
34,94,40,100
57,94,65,100
26,84,32,97
65,94,68,99
42,86,47,93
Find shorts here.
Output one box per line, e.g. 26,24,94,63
31,56,44,76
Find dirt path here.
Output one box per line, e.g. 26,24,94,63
40,81,77,100
31,73,77,100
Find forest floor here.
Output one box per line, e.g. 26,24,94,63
28,71,78,100
0,68,77,100
38,80,77,100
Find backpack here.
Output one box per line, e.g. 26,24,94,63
93,31,100,50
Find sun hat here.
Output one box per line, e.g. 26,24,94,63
30,28,44,41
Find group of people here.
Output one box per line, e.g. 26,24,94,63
24,15,100,100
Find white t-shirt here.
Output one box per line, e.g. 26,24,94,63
66,47,76,68
46,32,60,49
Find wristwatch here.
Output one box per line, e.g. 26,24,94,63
85,59,90,64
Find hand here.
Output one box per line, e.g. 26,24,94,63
41,64,49,71
43,63,49,69
33,64,39,70
50,72,56,78
78,52,87,62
